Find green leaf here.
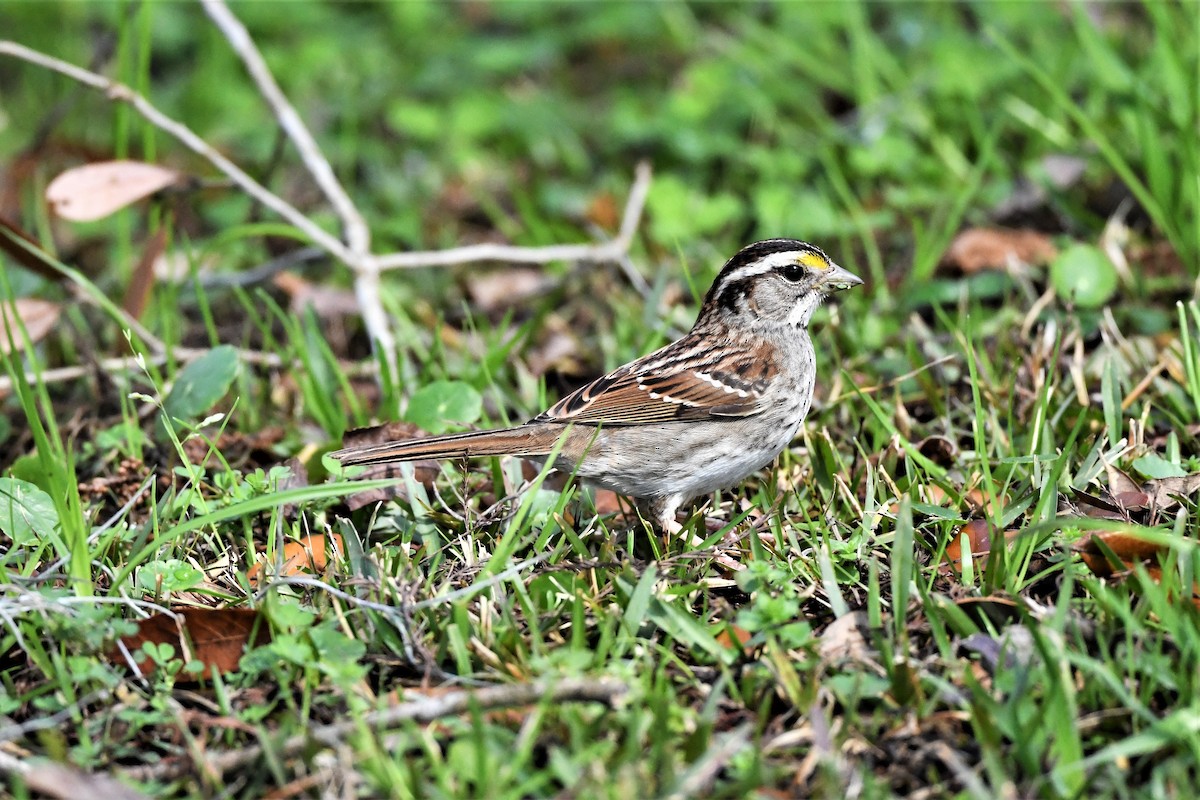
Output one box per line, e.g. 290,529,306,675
404,380,482,435
1132,454,1189,480
1049,245,1118,309
162,345,240,425
0,477,58,546
136,559,204,593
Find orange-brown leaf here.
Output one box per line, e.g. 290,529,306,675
115,607,268,679
247,533,344,587
944,227,1058,274
944,520,1020,574
1073,529,1166,577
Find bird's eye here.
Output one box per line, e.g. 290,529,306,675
779,263,806,282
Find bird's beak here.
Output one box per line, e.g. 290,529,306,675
821,263,864,291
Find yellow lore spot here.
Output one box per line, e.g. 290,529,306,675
797,252,829,270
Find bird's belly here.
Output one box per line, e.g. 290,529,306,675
564,418,798,501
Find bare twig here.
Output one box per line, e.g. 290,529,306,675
0,347,278,399
123,676,627,781
0,756,151,800
369,160,652,271
0,27,651,375
0,41,353,266
201,0,368,256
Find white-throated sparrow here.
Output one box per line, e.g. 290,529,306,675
332,239,862,531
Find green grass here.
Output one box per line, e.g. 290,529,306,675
2,3,1200,798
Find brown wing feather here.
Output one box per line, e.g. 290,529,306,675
533,336,778,426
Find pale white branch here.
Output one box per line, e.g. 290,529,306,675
200,0,369,257
0,40,353,265
370,161,652,271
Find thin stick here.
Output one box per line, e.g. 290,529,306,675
0,40,353,266
370,161,652,271
196,2,396,367
200,0,369,256
123,677,627,781
0,38,651,370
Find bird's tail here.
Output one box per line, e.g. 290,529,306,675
330,425,561,467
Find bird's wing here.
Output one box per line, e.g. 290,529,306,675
532,336,778,425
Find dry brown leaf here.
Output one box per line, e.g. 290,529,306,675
273,270,360,317
585,191,620,231
21,762,150,800
818,611,872,664
944,227,1058,273
465,267,549,313
1144,473,1200,509
122,227,167,320
955,596,1022,627
1074,529,1200,606
1069,490,1130,521
943,520,1020,573
916,435,958,467
716,623,753,652
1105,463,1142,496
247,533,343,587
46,160,184,222
1103,465,1200,513
114,607,268,679
1073,529,1167,577
963,488,1009,518
526,325,581,377
0,297,62,354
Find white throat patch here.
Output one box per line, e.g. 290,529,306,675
787,291,824,327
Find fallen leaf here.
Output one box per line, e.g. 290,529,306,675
121,227,167,320
585,191,620,231
273,270,360,317
1074,529,1200,606
943,520,1020,572
1105,463,1142,496
944,227,1058,273
465,267,549,313
963,488,1008,518
818,611,872,664
526,324,581,377
1102,465,1200,514
46,160,184,222
916,435,957,467
716,623,753,652
0,297,61,354
955,596,1022,628
1144,473,1200,510
1073,529,1167,577
114,607,268,679
247,533,344,587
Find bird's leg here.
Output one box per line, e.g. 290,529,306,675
643,495,745,572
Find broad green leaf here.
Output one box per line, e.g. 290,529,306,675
404,380,482,435
0,477,57,546
1133,454,1189,480
136,559,204,593
1050,244,1118,309
162,345,240,424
